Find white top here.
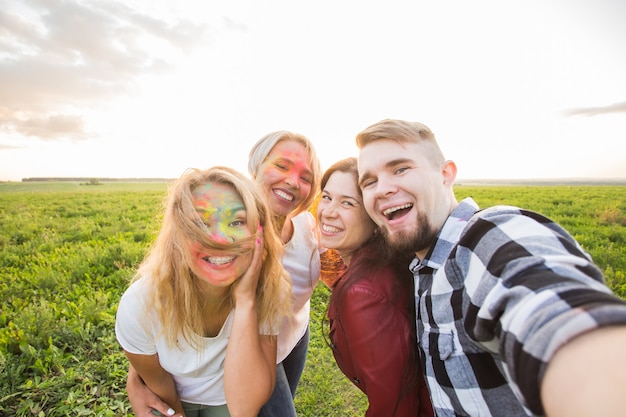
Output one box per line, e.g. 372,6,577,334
115,277,272,405
277,211,321,363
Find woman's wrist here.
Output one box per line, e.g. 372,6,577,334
233,295,256,310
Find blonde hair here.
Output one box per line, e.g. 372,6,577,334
248,130,322,216
133,166,292,348
355,119,445,167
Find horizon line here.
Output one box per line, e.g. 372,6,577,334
5,176,626,185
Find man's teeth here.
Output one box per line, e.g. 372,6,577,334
322,224,341,233
383,203,413,217
275,190,294,201
204,256,235,265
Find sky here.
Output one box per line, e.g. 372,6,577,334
1,0,626,182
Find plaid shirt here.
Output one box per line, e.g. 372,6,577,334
411,198,626,416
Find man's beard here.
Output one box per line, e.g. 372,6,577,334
381,211,437,256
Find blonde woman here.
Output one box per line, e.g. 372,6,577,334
115,167,292,417
248,131,322,417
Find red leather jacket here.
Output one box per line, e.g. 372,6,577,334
328,242,434,417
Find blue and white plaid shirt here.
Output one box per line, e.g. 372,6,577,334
411,198,626,416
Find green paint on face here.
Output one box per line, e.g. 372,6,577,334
192,182,248,243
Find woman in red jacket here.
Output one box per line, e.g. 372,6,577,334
317,157,434,417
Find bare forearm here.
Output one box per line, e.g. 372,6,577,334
541,326,626,417
142,376,183,416
127,365,179,417
126,353,185,417
224,300,275,417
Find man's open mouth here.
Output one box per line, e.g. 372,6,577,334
382,203,413,220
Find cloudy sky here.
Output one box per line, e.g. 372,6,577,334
1,0,625,182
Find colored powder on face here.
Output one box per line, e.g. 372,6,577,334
271,152,313,179
192,182,247,242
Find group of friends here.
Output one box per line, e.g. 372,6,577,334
115,119,626,417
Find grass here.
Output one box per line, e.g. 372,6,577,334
1,182,624,416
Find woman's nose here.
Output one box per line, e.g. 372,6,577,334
321,202,338,217
285,173,300,189
208,227,231,244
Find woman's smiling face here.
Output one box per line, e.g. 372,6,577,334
256,140,313,217
317,171,376,263
189,181,253,287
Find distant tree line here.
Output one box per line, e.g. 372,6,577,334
20,177,626,185
21,177,173,182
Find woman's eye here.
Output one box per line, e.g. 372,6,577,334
395,166,408,175
301,176,312,184
342,201,355,207
229,219,246,227
321,194,331,201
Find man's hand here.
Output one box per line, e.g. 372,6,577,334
126,365,183,417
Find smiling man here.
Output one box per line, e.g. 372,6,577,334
356,119,626,417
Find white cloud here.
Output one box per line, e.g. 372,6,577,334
0,0,210,140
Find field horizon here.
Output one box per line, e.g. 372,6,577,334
5,176,626,186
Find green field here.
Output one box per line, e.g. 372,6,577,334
1,182,624,416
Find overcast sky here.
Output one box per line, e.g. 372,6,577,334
1,0,625,182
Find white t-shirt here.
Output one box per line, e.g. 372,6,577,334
277,211,322,362
116,277,270,405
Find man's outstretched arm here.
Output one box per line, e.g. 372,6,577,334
541,326,626,417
